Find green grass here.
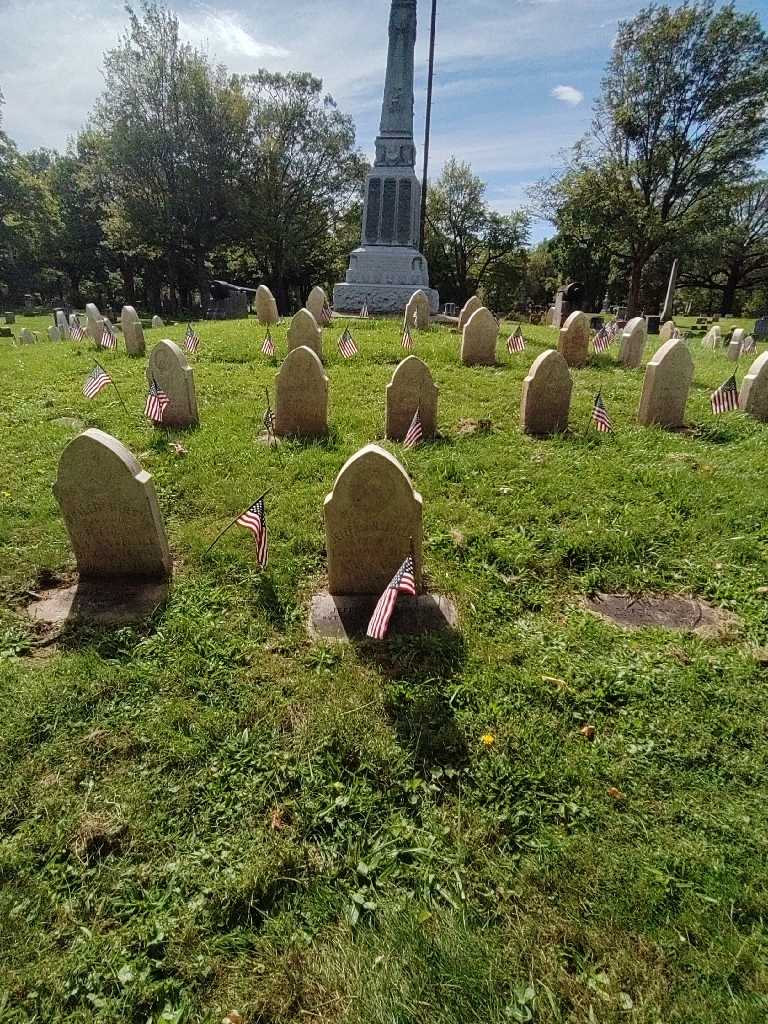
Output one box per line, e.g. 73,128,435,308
0,313,767,1024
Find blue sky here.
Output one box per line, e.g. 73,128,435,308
2,0,767,242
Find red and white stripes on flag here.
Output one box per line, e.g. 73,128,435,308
100,324,117,350
145,377,170,423
321,303,333,326
83,363,112,399
263,406,275,435
184,324,200,353
402,325,414,350
711,374,739,414
366,555,417,640
338,328,358,358
592,392,613,433
237,497,268,567
507,325,525,354
70,318,86,342
593,319,619,354
261,331,275,356
403,408,423,449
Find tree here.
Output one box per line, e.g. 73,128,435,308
425,158,529,306
539,2,768,314
236,70,367,310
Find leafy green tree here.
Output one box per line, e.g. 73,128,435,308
539,2,768,315
425,158,529,306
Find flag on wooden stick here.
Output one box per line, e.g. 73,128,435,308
145,377,170,423
338,327,358,358
507,325,525,354
710,374,739,414
403,408,423,449
237,497,269,567
366,555,417,640
184,323,200,353
593,320,619,354
321,303,333,326
261,331,275,356
70,318,86,342
83,363,112,399
591,392,613,433
402,325,414,350
100,324,117,350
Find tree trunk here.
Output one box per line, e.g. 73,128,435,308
627,257,645,317
720,268,740,315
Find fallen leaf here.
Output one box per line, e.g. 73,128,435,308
607,786,625,801
222,1013,243,1024
450,529,466,548
270,807,289,831
168,443,188,457
580,725,596,740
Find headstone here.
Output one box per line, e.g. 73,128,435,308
659,320,676,344
460,307,498,366
727,328,745,361
739,352,768,421
256,285,279,325
306,286,329,325
55,310,70,337
637,339,694,429
124,319,146,358
47,326,62,343
286,308,323,359
53,429,171,579
703,325,721,349
324,444,422,595
85,302,103,343
4,312,15,324
152,315,164,329
520,349,572,436
546,305,557,327
558,311,590,367
404,290,430,329
385,355,438,441
69,313,79,330
19,328,37,344
24,294,33,310
121,305,140,335
147,340,198,427
274,345,329,438
754,317,768,341
618,316,647,368
458,296,482,332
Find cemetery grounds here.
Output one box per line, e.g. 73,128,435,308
0,314,766,1023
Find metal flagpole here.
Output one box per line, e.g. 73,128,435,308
419,0,438,250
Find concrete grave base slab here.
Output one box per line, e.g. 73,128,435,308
28,578,169,627
584,592,729,635
310,591,458,642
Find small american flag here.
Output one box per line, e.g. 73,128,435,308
507,325,526,354
184,324,200,353
338,328,358,358
360,303,369,319
83,363,112,399
402,325,414,350
366,555,417,640
742,335,756,354
592,392,613,433
321,303,333,326
70,318,86,342
710,374,739,414
261,331,275,356
593,320,619,354
237,497,268,567
263,406,275,434
672,326,682,340
403,408,423,449
100,324,117,350
145,377,170,422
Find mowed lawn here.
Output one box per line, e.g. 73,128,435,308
0,313,767,1024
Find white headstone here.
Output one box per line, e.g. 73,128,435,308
520,350,572,436
147,340,199,427
460,307,498,366
306,286,329,325
618,316,647,368
637,339,694,429
274,345,329,438
286,308,323,359
385,355,438,441
739,351,768,421
256,285,279,325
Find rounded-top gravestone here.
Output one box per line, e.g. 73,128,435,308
460,307,498,366
659,320,676,344
520,349,572,436
637,339,694,429
618,316,647,368
405,290,430,330
385,355,438,441
147,340,199,427
152,315,164,329
324,444,422,596
458,295,482,332
727,328,745,361
286,308,323,359
739,351,768,421
558,311,590,367
306,286,329,325
256,285,279,325
274,345,329,438
53,428,172,579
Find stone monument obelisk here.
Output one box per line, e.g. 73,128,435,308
660,259,679,323
333,0,439,314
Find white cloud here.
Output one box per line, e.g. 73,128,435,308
178,10,289,61
551,84,584,106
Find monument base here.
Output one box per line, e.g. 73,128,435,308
334,245,439,314
309,591,458,642
28,577,169,627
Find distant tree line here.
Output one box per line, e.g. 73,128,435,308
1,0,767,317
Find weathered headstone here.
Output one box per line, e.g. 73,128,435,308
19,328,37,344
460,307,498,366
152,315,164,329
274,345,329,438
458,295,482,332
256,285,279,325
727,328,745,361
53,428,172,579
520,349,572,436
404,290,430,330
124,319,146,357
121,305,140,335
147,340,198,427
55,310,70,337
659,320,676,344
306,286,329,325
324,444,422,595
558,310,590,367
5,312,15,324
85,302,103,343
385,355,438,441
47,326,62,343
637,339,694,429
754,317,768,341
618,316,647,368
703,325,721,349
24,294,33,310
286,308,323,359
739,351,768,421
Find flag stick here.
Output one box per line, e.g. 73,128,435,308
108,374,128,414
264,387,284,466
204,488,272,557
